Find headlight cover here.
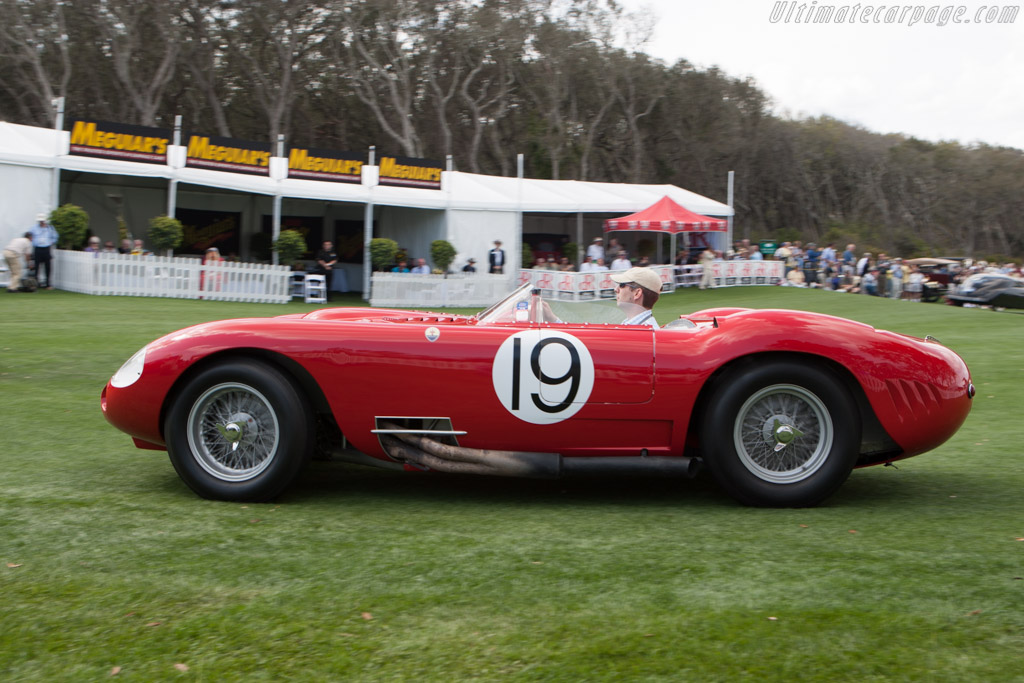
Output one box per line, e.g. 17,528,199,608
110,346,147,388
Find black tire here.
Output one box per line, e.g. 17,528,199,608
701,360,861,507
164,359,313,501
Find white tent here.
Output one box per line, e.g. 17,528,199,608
0,121,733,290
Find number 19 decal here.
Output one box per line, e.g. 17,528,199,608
492,330,595,424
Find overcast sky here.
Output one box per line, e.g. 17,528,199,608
616,0,1024,150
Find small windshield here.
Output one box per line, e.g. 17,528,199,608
475,283,645,325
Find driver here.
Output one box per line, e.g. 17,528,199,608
610,267,661,328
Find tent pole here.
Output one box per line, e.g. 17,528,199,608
167,115,181,218
50,97,64,211
726,170,734,254
515,154,524,283
363,146,377,301
576,212,583,265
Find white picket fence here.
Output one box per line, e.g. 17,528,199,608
370,272,511,308
54,250,292,303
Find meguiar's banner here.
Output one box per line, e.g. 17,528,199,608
185,134,271,175
288,146,363,183
378,155,443,190
69,120,170,164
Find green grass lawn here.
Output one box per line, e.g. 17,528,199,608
2,288,1022,681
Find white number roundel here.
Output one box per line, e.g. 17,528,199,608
492,330,595,424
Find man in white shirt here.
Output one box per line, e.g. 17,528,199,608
610,252,632,270
411,258,431,274
586,237,605,262
610,267,661,328
856,252,871,277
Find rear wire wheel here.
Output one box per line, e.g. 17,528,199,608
702,360,861,507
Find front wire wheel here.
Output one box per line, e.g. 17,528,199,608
187,382,280,482
703,361,861,507
734,384,833,485
165,359,313,501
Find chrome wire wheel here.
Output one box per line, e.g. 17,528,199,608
733,383,833,484
186,382,280,482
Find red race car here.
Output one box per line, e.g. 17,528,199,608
102,283,973,507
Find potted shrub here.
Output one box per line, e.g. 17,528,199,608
148,215,184,257
430,239,456,275
370,238,399,271
49,204,89,250
273,229,307,269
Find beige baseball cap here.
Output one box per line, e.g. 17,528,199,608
610,267,662,293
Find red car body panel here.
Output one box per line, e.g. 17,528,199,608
102,305,972,472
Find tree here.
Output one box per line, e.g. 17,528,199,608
0,0,72,125
148,215,184,256
430,239,456,274
93,0,183,126
273,229,307,269
49,204,89,249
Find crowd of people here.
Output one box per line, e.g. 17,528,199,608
756,239,1022,299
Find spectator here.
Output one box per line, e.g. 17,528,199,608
558,256,573,271
391,260,410,273
84,236,102,255
579,256,596,273
4,232,34,292
586,237,605,262
119,238,132,254
774,242,792,270
637,256,651,267
462,258,477,273
30,213,58,289
102,241,118,253
594,257,609,272
611,252,632,270
803,243,821,285
488,240,505,273
200,247,223,295
699,246,716,290
748,244,763,261
314,241,338,294
791,241,805,270
905,264,924,301
856,252,871,277
861,268,879,296
411,258,431,274
131,239,149,256
820,242,837,264
842,243,857,274
889,258,904,299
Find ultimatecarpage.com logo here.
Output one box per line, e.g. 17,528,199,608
768,2,1019,26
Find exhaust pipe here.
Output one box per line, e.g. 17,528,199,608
378,427,700,480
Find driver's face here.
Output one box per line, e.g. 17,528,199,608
615,283,641,306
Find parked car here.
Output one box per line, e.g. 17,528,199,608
946,273,1024,310
102,284,973,507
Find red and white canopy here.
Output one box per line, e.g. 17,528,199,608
603,195,727,233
